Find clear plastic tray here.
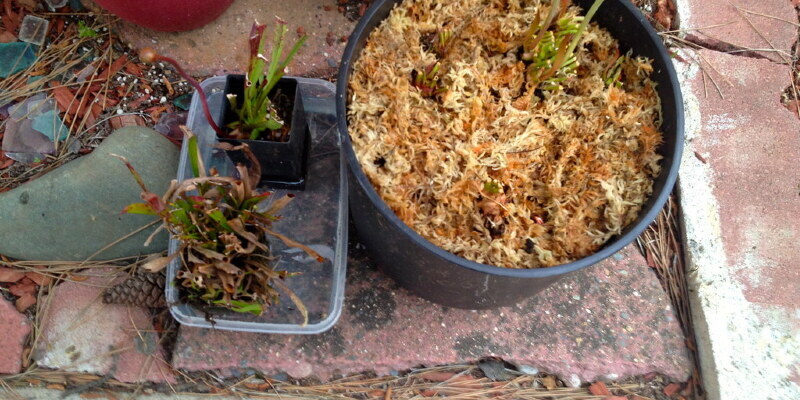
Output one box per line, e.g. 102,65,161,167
166,76,348,334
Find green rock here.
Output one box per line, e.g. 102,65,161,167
0,127,179,261
0,42,37,78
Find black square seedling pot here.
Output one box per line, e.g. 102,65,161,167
219,75,309,190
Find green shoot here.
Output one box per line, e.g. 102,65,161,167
434,30,453,56
483,181,502,194
412,62,445,97
77,21,98,38
227,20,307,140
523,0,606,91
604,50,630,87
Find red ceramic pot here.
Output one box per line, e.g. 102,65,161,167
93,0,234,32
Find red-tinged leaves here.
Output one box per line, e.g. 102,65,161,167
111,153,151,194
1,158,14,169
0,267,25,282
249,22,268,60
663,382,682,396
141,192,167,213
123,202,157,215
589,381,612,395
15,293,37,312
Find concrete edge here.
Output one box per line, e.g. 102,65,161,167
672,39,800,400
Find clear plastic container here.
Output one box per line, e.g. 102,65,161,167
166,76,348,334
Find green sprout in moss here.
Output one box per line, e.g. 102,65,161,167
522,0,605,91
434,30,453,56
412,62,446,97
483,181,502,195
604,50,630,87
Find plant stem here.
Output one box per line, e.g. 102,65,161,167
564,0,605,58
155,55,225,137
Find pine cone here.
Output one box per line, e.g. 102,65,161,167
103,273,166,308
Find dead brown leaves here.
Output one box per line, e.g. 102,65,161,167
49,54,131,132
654,0,677,31
0,265,52,311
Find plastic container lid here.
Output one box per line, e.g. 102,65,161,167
166,76,348,334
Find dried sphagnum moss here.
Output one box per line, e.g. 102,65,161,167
348,0,663,268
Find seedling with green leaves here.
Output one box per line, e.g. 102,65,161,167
226,20,307,140
412,62,445,98
115,127,321,324
522,0,605,91
604,50,630,87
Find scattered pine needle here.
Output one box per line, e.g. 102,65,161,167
637,196,704,400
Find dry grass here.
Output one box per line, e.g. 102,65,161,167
2,364,653,399
0,15,123,192
637,197,702,400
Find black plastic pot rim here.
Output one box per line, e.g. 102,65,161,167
336,0,684,279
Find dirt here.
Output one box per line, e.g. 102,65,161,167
0,0,193,194
334,0,375,21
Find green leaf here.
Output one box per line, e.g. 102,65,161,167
187,134,202,178
168,208,192,227
207,209,233,232
214,299,263,315
122,202,157,215
565,0,606,58
241,192,272,210
77,21,98,38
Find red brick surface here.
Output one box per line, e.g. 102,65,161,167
681,0,796,53
173,244,691,385
689,49,800,310
0,297,30,374
33,269,174,383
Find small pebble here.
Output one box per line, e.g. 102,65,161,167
159,96,167,104
517,365,539,375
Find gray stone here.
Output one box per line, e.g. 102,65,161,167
0,127,179,261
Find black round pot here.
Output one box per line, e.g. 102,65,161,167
336,0,684,309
